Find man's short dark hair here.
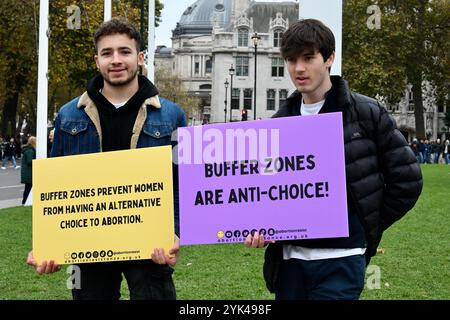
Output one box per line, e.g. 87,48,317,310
94,18,141,53
280,19,335,61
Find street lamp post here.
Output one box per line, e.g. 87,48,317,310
224,79,229,123
251,33,261,120
229,64,235,122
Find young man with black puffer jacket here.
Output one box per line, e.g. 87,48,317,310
245,19,423,300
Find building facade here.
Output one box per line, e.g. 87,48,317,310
387,83,448,142
156,0,297,124
211,1,297,122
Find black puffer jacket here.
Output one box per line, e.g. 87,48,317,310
271,76,423,263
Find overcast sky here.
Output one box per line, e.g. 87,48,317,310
155,0,296,47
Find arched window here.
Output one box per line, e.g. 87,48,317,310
199,84,211,90
273,30,283,47
205,56,212,74
279,89,288,107
238,28,249,47
267,89,276,110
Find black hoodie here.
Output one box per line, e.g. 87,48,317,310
86,75,159,152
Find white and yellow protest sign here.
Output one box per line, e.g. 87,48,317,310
32,146,174,265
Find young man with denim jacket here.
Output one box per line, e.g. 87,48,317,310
27,18,186,300
245,19,423,300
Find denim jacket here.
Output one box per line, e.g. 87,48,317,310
52,92,186,155
51,92,187,234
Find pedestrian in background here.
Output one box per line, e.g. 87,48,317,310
1,138,19,169
47,129,54,157
443,140,450,164
21,136,36,205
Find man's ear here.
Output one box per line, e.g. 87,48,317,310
138,52,145,66
94,55,99,69
326,51,335,69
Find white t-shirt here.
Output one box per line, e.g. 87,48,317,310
112,102,127,109
99,88,127,109
283,98,366,261
300,98,325,115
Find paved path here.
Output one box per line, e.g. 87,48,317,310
0,198,22,209
0,159,24,209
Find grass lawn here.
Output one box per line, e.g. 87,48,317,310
0,165,448,300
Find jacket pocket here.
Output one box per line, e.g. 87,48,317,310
59,120,99,155
60,120,89,135
139,123,173,147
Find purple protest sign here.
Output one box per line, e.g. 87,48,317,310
177,113,348,245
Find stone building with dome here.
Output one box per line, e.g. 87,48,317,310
156,0,298,124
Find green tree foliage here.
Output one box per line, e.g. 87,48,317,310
154,69,201,122
0,0,38,138
0,0,163,137
128,0,163,26
343,0,450,139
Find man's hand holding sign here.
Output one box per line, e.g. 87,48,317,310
151,235,180,267
26,251,61,274
244,231,274,249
